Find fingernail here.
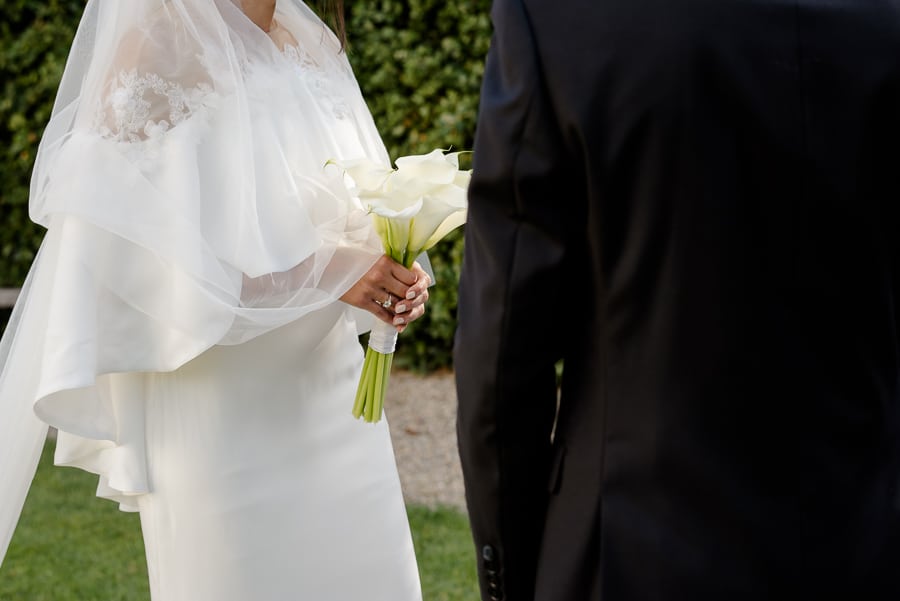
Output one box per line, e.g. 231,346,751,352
395,304,407,313
406,290,416,300
393,317,405,326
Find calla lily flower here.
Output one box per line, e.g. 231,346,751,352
407,181,468,255
365,197,424,266
395,148,460,185
328,149,471,424
331,157,395,193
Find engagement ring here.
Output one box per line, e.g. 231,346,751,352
381,294,393,309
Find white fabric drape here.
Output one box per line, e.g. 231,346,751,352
0,0,395,563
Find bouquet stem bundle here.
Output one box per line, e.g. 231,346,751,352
332,149,470,423
352,339,394,421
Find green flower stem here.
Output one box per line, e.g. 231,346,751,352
352,348,376,419
364,350,379,422
373,352,394,422
372,352,387,422
352,346,397,424
389,245,405,265
383,353,394,409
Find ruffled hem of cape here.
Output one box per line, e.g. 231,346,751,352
37,304,378,513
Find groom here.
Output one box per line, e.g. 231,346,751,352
454,0,900,599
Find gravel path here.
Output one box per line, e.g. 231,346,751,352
384,370,467,511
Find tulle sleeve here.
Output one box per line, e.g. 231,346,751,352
30,10,384,342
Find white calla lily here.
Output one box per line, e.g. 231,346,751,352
365,196,423,221
365,197,423,265
453,169,472,188
333,157,395,193
407,184,468,254
328,149,471,424
358,179,419,212
386,175,442,206
394,148,459,186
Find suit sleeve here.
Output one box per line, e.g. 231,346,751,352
454,0,584,599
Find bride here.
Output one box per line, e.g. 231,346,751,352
0,0,429,599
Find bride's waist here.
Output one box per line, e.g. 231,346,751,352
184,305,360,377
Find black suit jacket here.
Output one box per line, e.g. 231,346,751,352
455,1,900,600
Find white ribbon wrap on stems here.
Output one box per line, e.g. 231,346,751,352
368,320,399,354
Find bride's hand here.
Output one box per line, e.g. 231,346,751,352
340,256,431,332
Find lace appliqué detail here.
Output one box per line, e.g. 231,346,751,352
95,69,217,143
282,45,352,120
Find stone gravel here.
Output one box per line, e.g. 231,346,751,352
384,370,467,511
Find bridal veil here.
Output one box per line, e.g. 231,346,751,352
0,0,392,563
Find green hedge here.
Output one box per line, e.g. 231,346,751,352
0,0,86,287
0,0,492,371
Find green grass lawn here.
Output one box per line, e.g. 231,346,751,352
0,442,479,601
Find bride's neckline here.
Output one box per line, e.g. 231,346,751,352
266,19,301,53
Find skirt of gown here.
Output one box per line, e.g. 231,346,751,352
121,306,421,601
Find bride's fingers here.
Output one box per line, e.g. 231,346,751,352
368,297,396,325
402,262,431,302
393,288,429,315
339,275,400,325
389,261,418,286
371,288,399,311
341,255,424,322
370,257,418,301
356,258,403,304
393,302,426,327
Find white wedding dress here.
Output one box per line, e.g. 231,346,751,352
0,1,422,599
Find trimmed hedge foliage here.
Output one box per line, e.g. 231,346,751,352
0,0,492,371
0,0,86,287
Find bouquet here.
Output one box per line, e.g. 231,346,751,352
330,149,470,423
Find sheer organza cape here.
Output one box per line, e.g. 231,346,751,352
0,0,393,563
